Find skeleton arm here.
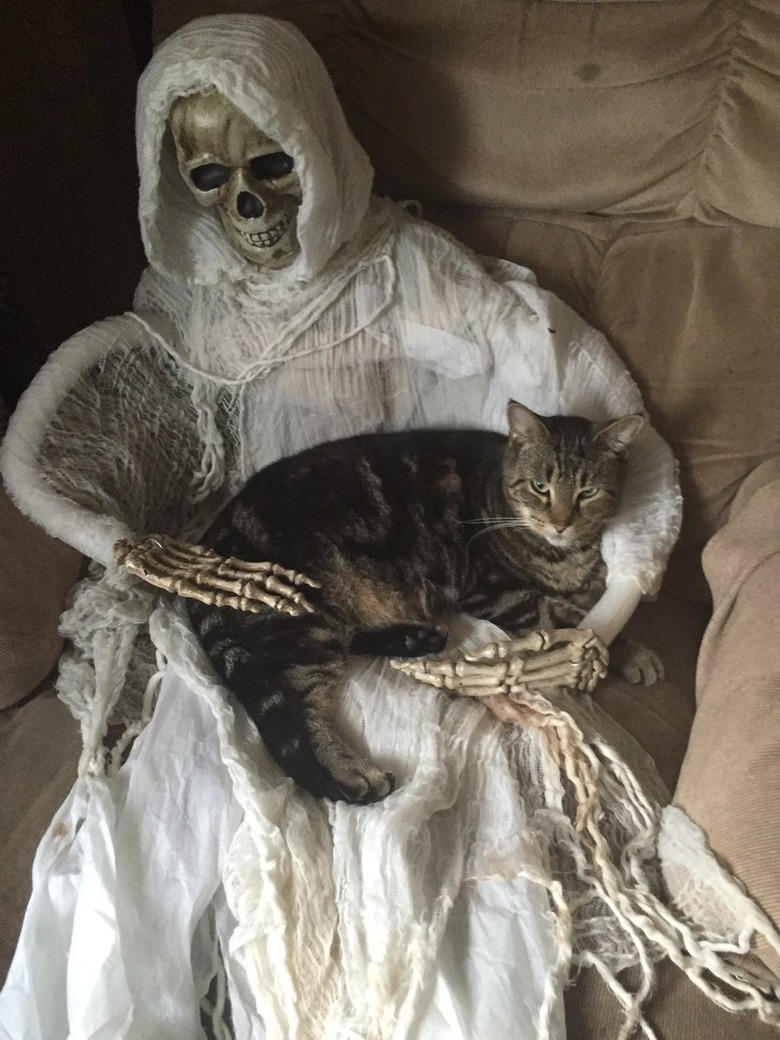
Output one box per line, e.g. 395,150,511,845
578,574,642,646
112,532,610,699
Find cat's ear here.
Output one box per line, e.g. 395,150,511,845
594,413,645,454
507,400,550,443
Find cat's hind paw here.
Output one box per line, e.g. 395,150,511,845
289,749,394,804
331,761,395,805
610,639,665,685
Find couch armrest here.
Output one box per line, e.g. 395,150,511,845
0,687,80,982
674,458,780,973
0,481,82,710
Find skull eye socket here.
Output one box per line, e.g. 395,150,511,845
190,163,230,191
250,152,295,180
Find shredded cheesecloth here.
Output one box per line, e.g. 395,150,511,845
1,14,779,1040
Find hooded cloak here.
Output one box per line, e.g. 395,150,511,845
4,15,776,1040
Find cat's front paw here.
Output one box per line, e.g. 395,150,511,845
610,638,665,685
350,622,447,658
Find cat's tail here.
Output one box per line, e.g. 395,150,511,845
188,603,394,803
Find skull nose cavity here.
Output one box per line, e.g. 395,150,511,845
237,191,264,219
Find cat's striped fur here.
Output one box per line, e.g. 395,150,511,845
187,402,648,803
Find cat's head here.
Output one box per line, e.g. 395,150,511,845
502,401,644,548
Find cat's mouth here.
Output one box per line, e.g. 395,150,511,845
544,530,574,547
540,524,580,548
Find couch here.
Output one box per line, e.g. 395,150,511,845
2,1,780,1036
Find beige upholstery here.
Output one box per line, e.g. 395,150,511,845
0,689,79,981
3,1,780,1036
591,595,707,797
0,482,81,710
566,957,780,1040
676,459,780,976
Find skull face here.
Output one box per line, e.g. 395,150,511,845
169,90,302,269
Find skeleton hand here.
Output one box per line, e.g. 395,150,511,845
390,628,608,701
113,534,320,616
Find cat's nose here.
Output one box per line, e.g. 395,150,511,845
553,521,569,533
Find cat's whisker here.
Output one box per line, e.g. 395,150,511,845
458,517,525,526
459,517,518,523
466,519,532,545
488,519,533,530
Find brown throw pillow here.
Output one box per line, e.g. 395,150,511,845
674,458,780,974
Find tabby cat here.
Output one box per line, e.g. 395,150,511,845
188,401,660,803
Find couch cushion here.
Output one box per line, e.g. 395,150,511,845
352,0,780,225
0,480,82,709
674,458,780,975
347,0,723,218
566,957,780,1040
702,0,780,227
426,206,609,324
592,222,780,600
590,593,707,795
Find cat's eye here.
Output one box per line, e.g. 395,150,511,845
579,486,599,500
530,479,549,495
250,152,295,180
190,163,230,191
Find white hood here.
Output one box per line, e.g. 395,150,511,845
136,14,374,287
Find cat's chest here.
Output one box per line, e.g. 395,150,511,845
482,534,604,595
532,551,605,596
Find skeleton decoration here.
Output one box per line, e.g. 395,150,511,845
114,534,608,697
169,90,302,269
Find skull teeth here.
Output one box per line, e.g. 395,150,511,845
239,212,292,248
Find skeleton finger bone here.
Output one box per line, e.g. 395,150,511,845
216,556,319,587
506,657,607,697
462,629,596,664
390,658,584,695
460,631,556,661
113,534,320,616
390,628,608,702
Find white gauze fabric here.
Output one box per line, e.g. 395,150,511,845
3,14,779,1040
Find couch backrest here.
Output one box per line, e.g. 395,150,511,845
154,0,780,227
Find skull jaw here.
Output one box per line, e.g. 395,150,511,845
220,208,300,269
